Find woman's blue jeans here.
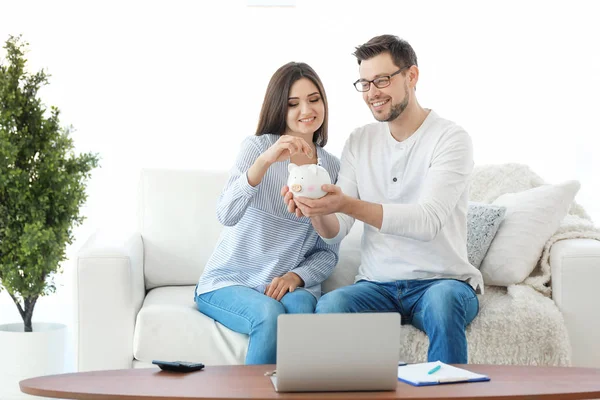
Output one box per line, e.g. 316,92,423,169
316,279,479,364
195,285,316,365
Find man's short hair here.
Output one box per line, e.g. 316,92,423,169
353,35,418,69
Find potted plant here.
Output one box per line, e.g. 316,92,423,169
0,35,99,398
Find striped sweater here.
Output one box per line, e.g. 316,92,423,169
196,134,341,299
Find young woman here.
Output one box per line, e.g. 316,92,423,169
195,62,340,365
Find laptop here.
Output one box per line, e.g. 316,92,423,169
270,313,401,392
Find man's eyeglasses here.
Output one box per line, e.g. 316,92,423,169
353,66,410,92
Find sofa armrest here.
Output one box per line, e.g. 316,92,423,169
75,231,145,371
551,238,600,367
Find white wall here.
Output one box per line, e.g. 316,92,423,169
1,0,599,371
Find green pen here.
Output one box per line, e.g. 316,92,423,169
428,364,441,375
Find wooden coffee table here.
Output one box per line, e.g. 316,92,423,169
20,364,600,399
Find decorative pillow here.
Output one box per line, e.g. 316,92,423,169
479,180,580,286
467,202,506,269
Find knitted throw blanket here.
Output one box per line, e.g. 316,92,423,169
469,163,600,296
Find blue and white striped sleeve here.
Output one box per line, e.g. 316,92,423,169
292,235,340,288
216,137,262,227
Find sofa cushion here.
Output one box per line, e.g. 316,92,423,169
467,202,506,269
135,285,569,366
139,170,227,289
133,286,247,365
480,180,580,286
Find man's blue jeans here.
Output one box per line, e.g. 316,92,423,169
195,285,316,365
315,279,479,364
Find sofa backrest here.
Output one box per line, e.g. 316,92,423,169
138,169,362,291
138,169,227,289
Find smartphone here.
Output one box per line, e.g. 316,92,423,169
152,360,205,372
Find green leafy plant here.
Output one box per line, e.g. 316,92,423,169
0,35,99,332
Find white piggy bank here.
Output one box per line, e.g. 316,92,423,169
287,162,331,199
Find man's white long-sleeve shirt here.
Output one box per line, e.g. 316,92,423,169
323,110,483,293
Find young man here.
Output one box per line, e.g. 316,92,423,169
284,35,483,364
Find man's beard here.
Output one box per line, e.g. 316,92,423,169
373,82,409,122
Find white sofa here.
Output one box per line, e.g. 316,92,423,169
75,169,600,371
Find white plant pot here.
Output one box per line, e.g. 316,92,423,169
0,322,66,400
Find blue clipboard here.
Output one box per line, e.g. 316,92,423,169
397,362,490,387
